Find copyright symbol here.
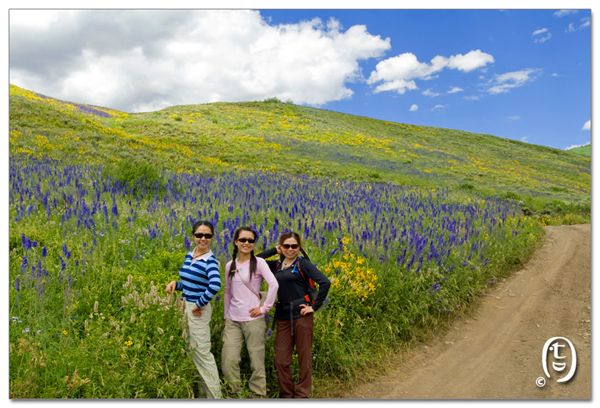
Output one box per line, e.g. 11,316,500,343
536,377,546,388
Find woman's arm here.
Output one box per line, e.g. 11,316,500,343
255,247,280,271
223,261,232,320
256,258,279,315
300,259,331,312
194,257,222,309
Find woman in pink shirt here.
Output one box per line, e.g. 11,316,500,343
222,226,278,398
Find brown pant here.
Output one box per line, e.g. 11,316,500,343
274,314,314,398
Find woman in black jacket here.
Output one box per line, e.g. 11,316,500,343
257,231,330,399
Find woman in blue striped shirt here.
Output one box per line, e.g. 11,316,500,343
166,220,222,399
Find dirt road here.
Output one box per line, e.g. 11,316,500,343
349,224,591,399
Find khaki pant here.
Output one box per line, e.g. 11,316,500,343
221,318,267,396
185,302,221,399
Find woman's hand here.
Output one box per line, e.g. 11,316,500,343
275,245,282,255
165,281,177,294
192,304,204,317
249,307,262,318
299,304,314,316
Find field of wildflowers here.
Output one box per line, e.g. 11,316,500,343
10,153,546,398
8,85,588,398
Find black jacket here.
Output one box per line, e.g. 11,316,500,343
256,247,331,320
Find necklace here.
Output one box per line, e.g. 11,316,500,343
282,258,297,269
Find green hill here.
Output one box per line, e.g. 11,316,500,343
8,84,591,398
9,84,590,221
567,144,591,157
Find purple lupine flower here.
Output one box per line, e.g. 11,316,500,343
327,247,338,259
267,329,273,338
15,278,20,292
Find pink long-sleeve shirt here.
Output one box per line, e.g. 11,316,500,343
224,256,279,322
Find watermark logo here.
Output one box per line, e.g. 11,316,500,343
536,337,577,387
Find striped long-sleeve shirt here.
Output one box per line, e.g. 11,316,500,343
175,250,221,309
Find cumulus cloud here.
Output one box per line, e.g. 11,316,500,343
409,104,418,111
486,68,542,94
582,120,591,130
532,28,548,36
10,10,391,112
521,136,529,142
367,49,494,95
448,86,463,94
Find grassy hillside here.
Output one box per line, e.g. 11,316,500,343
567,144,591,157
8,84,590,398
9,84,590,223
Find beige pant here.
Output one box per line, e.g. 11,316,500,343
221,318,267,396
185,302,221,399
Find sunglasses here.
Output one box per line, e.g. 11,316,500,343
194,233,213,239
282,244,299,250
236,238,256,244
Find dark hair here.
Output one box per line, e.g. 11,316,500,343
229,227,259,279
278,231,310,261
192,220,214,236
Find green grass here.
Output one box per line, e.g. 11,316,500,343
567,144,591,157
8,84,590,398
10,84,590,223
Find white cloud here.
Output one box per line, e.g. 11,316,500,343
367,49,494,95
422,89,441,97
582,120,591,130
532,28,548,36
446,50,496,72
551,73,559,77
486,68,542,94
464,95,480,100
431,104,446,111
448,86,463,94
521,136,529,142
579,18,591,29
554,10,578,17
534,33,552,43
409,104,418,112
509,116,520,120
566,17,590,33
10,10,391,111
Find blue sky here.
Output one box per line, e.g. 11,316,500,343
263,9,591,150
8,8,592,150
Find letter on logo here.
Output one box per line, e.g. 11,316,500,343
542,337,577,383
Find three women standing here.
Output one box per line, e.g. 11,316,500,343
167,221,330,399
166,220,222,399
221,227,279,397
